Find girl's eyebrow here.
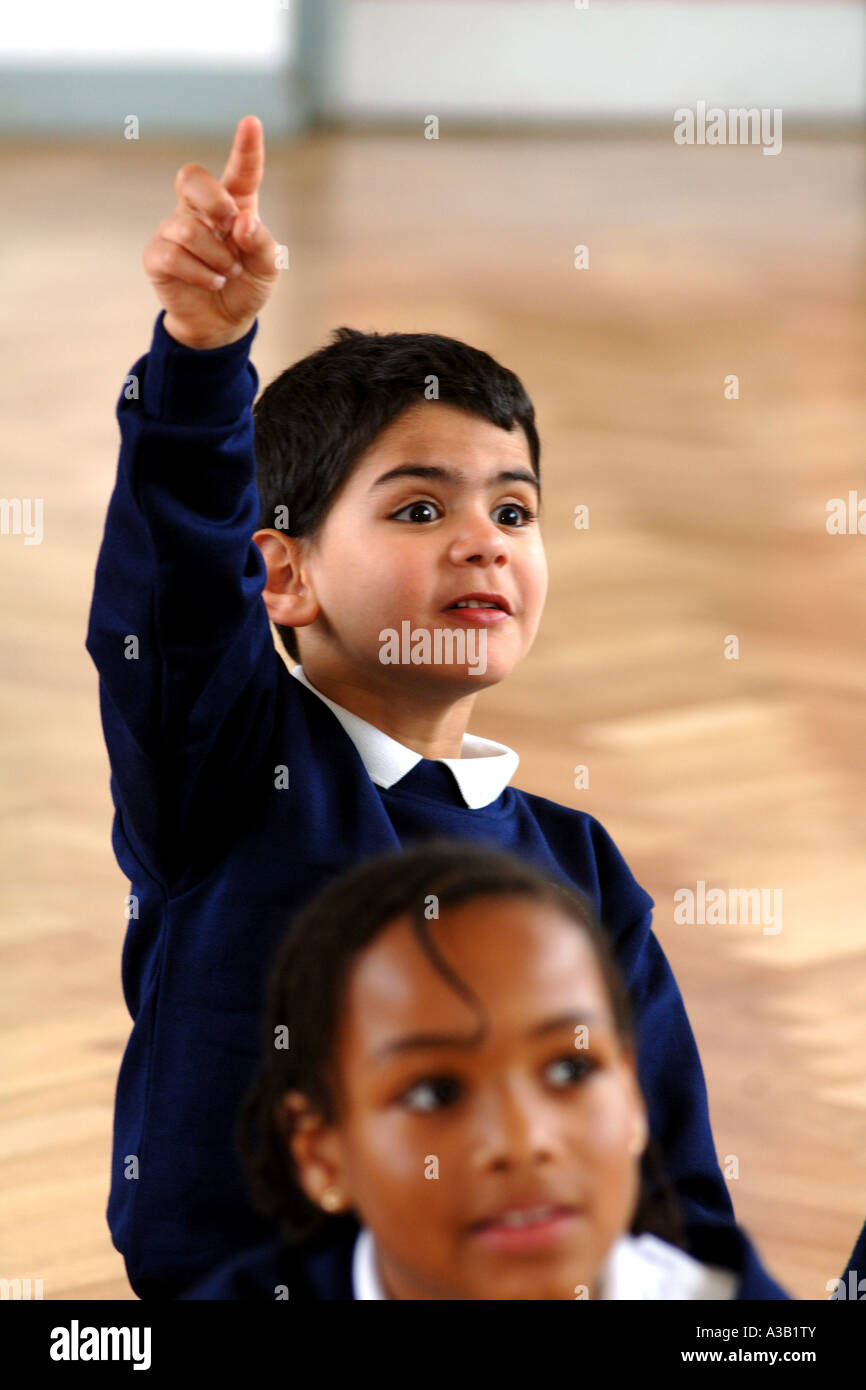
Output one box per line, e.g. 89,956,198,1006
371,1009,608,1063
368,463,540,496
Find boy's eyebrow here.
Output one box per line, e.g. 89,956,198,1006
372,1010,608,1063
368,463,540,496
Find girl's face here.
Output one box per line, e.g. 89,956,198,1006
286,895,648,1301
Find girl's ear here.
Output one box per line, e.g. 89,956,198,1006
629,1107,649,1157
618,1048,650,1158
277,1090,352,1215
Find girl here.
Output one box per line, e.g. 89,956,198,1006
184,840,789,1300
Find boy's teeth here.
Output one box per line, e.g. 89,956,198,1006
453,600,497,608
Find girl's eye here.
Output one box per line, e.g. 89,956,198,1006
400,1076,462,1113
545,1056,597,1088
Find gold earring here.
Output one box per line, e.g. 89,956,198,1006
321,1187,343,1212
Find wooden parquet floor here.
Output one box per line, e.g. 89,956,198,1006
1,129,863,1300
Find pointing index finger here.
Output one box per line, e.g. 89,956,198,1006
220,115,264,211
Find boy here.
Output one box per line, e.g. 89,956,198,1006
86,115,738,1298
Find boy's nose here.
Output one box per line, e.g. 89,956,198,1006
447,517,509,566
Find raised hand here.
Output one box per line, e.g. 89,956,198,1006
143,115,280,349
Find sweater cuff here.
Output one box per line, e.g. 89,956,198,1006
142,310,259,426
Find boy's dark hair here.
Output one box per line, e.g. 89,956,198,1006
252,328,541,662
237,838,685,1253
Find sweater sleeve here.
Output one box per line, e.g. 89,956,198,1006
584,815,735,1231
616,903,735,1227
84,311,280,890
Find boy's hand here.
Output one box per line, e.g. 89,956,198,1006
144,115,280,350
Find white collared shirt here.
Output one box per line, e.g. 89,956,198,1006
290,664,519,810
351,1227,737,1300
596,1232,738,1300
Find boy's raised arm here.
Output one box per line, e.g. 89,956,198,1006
85,117,283,890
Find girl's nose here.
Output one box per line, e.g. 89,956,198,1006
471,1082,562,1171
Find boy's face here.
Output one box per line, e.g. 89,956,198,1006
282,401,547,693
290,896,647,1301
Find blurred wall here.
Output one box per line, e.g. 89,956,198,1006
318,1,865,124
0,0,301,136
0,0,862,137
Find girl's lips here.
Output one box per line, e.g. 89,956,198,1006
469,1207,582,1254
441,606,511,627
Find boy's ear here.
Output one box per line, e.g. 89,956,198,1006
253,530,319,629
277,1090,352,1214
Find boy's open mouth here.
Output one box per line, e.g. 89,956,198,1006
442,591,512,623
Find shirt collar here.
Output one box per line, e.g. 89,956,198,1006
351,1229,737,1300
596,1233,738,1300
352,1227,388,1300
290,665,518,810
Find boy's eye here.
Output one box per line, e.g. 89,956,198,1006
492,503,536,527
545,1055,597,1088
388,500,536,526
400,1076,462,1113
390,500,442,524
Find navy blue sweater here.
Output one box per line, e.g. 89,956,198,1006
835,1219,866,1299
87,311,741,1300
180,1218,790,1301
